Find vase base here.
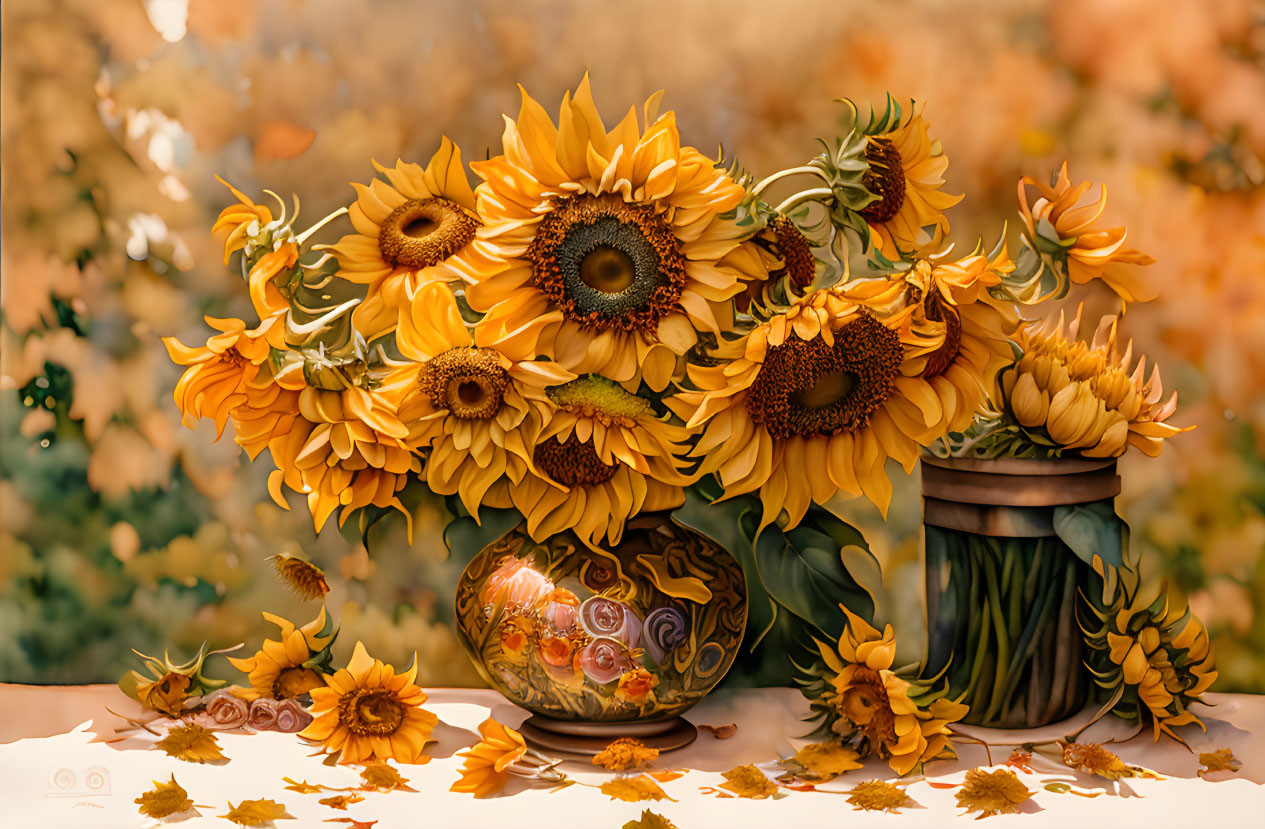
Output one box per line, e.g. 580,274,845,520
518,715,698,756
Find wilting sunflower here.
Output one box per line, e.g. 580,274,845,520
163,316,286,438
853,99,962,257
668,289,945,526
389,281,573,517
323,138,482,341
464,75,766,392
450,718,530,797
1003,309,1189,457
1018,162,1155,303
508,374,694,549
813,606,967,776
265,354,420,535
228,607,334,701
301,641,437,764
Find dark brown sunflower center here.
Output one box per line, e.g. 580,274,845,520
921,290,961,380
746,313,902,439
859,137,906,224
378,197,479,271
338,689,404,736
533,436,619,487
845,667,898,743
417,347,509,419
769,214,816,288
526,194,687,332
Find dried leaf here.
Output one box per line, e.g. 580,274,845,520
220,798,293,826
359,761,415,792
648,770,686,783
594,737,660,771
282,778,326,794
600,775,673,802
1198,748,1242,778
779,741,862,782
846,780,912,812
1004,749,1033,773
1062,742,1160,781
1044,782,1104,798
698,723,737,739
955,768,1033,817
272,553,329,600
323,821,378,828
157,723,226,763
622,810,678,829
134,775,194,818
318,794,364,810
718,765,778,799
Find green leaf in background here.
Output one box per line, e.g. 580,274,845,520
1052,500,1128,570
441,502,524,565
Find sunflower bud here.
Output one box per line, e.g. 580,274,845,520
1010,372,1048,428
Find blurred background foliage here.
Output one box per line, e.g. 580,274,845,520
1,0,1263,691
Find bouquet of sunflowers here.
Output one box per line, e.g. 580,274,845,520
166,77,1207,756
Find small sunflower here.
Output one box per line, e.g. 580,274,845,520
854,99,962,257
813,606,967,776
1019,162,1155,303
300,641,437,764
465,75,766,392
323,138,482,341
668,289,946,526
507,374,694,549
228,607,335,701
389,281,573,517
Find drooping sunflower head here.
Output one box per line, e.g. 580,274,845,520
301,641,437,764
227,607,335,701
466,75,766,391
671,289,945,525
322,137,481,340
849,97,962,257
509,374,693,549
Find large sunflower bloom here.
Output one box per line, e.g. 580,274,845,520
816,607,967,776
323,138,482,340
1019,162,1155,303
858,103,962,257
668,290,945,526
163,315,285,438
301,641,437,764
389,280,573,517
450,718,530,797
464,75,766,392
227,607,334,701
265,362,420,534
508,375,694,549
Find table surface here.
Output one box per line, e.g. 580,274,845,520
1,684,1262,828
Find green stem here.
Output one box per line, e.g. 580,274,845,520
982,544,1012,723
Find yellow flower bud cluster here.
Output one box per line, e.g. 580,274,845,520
1001,309,1188,458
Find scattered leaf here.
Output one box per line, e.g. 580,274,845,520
135,775,195,818
318,794,364,810
698,723,737,739
955,768,1033,818
927,780,960,789
1061,742,1159,780
323,821,378,828
1044,782,1103,798
282,778,326,794
1198,748,1241,778
272,553,329,600
157,723,226,763
359,761,415,792
220,798,293,826
1004,749,1034,773
600,775,673,802
622,809,678,829
718,764,778,799
648,770,686,783
845,780,912,812
778,741,862,782
594,737,660,771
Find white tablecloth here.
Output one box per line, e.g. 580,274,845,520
1,684,1261,828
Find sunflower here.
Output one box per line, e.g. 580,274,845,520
300,641,437,764
507,374,694,549
211,178,305,321
322,138,482,341
265,355,421,534
1002,309,1190,457
227,607,334,701
389,281,573,517
855,100,962,257
815,607,968,776
163,315,285,438
464,75,766,392
1018,162,1155,303
450,718,530,797
668,289,946,526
